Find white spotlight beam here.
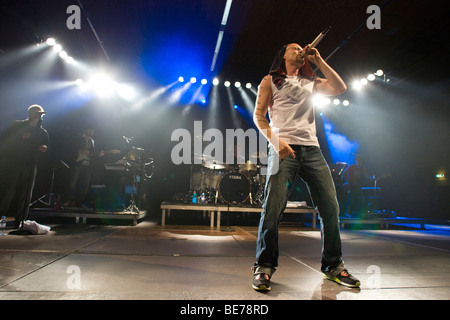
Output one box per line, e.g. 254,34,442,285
168,82,191,105
210,0,234,71
210,31,224,72
221,0,233,25
237,86,255,115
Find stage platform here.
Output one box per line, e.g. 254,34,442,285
29,208,147,226
339,217,427,229
160,202,318,229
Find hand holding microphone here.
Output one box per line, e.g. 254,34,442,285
300,26,331,58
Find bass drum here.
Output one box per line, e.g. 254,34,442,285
218,172,251,204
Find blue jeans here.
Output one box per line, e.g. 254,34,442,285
255,145,343,274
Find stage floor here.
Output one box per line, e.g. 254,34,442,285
0,220,449,303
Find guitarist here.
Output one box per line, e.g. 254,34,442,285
64,125,104,208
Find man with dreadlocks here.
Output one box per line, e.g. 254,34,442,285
252,43,360,291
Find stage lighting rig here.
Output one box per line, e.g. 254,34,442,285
53,44,62,53
46,38,56,46
59,51,68,59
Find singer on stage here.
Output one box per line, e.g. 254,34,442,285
252,43,360,291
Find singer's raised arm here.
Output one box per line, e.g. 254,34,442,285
304,47,347,95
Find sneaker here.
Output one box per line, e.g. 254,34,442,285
324,269,360,288
252,273,271,292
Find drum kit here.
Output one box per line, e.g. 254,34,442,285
189,152,267,206
103,138,154,213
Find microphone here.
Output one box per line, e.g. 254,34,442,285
300,26,331,57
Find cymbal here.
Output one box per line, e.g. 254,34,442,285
203,161,225,170
194,154,213,160
239,160,258,171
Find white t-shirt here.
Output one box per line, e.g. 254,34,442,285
269,75,319,147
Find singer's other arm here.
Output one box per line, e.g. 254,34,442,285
253,76,296,159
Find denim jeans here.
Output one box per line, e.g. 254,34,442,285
255,145,343,274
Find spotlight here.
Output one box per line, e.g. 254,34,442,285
360,78,368,86
75,79,83,86
201,78,207,85
178,76,184,82
343,100,350,106
53,44,62,53
367,74,376,81
224,81,230,87
59,51,68,59
190,77,197,83
90,74,115,97
46,38,56,46
375,69,384,76
117,84,137,100
312,94,330,107
201,99,207,104
66,56,75,64
234,81,241,88
333,99,340,105
245,83,252,89
212,78,219,86
234,105,238,109
352,80,362,91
